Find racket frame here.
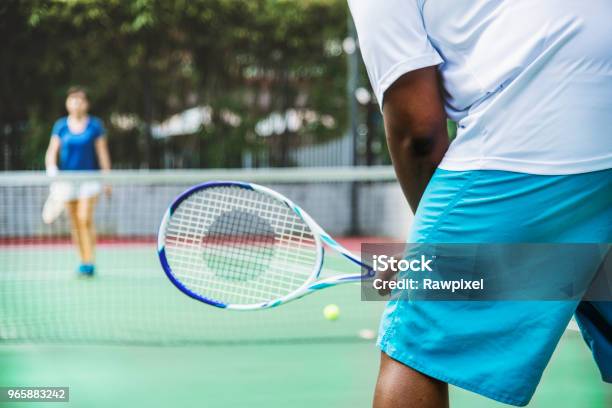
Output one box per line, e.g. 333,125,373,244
158,181,373,310
41,181,72,224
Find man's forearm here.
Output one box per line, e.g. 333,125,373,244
386,129,449,213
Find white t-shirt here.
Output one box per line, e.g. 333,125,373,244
348,0,612,175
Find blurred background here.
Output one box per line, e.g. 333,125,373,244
0,1,608,408
2,0,432,171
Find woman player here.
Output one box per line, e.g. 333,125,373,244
45,86,111,276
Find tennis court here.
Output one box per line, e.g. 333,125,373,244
0,245,609,407
1,333,607,408
3,1,611,406
1,170,610,407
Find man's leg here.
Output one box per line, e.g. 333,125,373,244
374,352,448,408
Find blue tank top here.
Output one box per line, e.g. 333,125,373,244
51,116,105,171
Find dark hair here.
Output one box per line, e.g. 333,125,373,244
66,86,88,98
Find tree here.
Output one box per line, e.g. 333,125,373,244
1,0,360,169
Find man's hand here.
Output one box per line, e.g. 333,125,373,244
375,267,397,297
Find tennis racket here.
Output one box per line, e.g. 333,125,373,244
41,182,72,224
157,181,374,310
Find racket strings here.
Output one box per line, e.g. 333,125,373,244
164,186,318,305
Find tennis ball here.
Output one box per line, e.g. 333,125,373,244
323,304,340,321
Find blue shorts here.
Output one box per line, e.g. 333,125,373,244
378,168,612,406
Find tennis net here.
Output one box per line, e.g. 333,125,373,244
0,167,410,345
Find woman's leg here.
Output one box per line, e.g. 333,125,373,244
76,196,98,264
65,199,86,261
374,352,448,408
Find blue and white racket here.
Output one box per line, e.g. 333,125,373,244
158,181,373,310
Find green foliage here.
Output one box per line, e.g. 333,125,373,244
447,120,457,141
1,0,351,169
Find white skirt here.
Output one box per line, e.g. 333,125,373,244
53,181,102,201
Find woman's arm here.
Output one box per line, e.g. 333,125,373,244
94,137,112,172
45,136,61,175
95,136,112,195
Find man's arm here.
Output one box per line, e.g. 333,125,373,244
382,66,449,213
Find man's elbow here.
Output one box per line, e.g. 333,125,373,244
381,66,449,159
386,121,446,158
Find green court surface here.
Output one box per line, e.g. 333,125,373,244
0,244,384,344
1,244,610,407
0,332,610,408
